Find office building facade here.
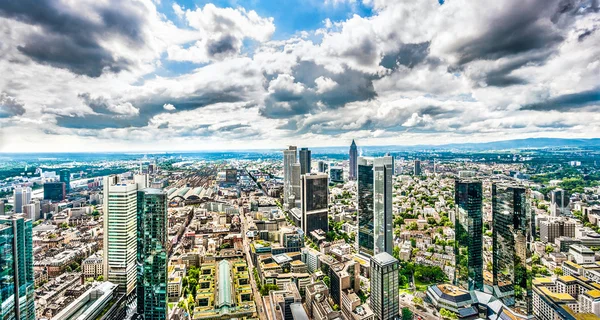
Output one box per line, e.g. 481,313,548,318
349,140,358,180
301,173,329,235
283,146,298,207
414,160,421,176
43,182,66,201
357,157,374,256
492,184,533,316
103,175,144,296
540,220,576,243
550,189,570,216
13,187,31,214
60,169,71,194
0,215,35,320
454,180,483,291
299,147,311,175
370,252,399,320
373,156,393,255
137,188,168,319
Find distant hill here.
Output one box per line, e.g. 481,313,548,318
311,138,600,154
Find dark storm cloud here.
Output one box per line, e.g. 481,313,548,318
57,87,249,129
452,0,565,65
207,35,239,57
476,51,553,87
0,92,26,118
342,37,379,67
260,61,378,118
380,42,430,70
0,0,147,77
521,89,600,111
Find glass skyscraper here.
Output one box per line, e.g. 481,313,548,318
0,215,35,320
60,169,71,194
492,184,533,316
370,252,399,320
373,156,393,255
301,173,329,234
137,188,168,320
454,180,483,291
357,157,374,256
299,147,311,175
349,140,358,180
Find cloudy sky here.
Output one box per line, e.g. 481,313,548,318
0,0,598,152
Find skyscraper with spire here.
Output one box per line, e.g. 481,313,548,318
349,140,358,180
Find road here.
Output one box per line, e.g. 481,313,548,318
399,293,439,320
241,212,268,320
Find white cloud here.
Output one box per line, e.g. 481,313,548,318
314,76,337,93
107,102,139,116
163,103,176,111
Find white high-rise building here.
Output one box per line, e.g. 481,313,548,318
13,187,32,214
103,174,147,295
283,146,298,208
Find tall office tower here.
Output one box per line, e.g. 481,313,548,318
291,163,301,208
414,160,421,176
357,157,375,257
349,140,358,180
492,184,533,316
299,147,311,175
385,152,395,175
60,169,71,194
317,160,325,173
103,175,145,296
301,173,329,235
373,156,393,255
43,182,66,201
13,187,31,214
370,252,399,320
550,189,570,216
13,188,23,214
283,146,298,207
454,180,483,291
137,189,168,320
0,215,35,320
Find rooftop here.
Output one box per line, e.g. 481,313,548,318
372,252,398,266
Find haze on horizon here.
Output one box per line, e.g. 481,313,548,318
0,0,598,153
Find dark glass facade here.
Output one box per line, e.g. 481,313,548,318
137,189,168,320
349,140,358,180
454,180,483,291
0,215,35,320
43,182,66,201
357,158,374,256
299,147,311,175
370,253,399,320
302,174,329,234
373,156,393,255
492,184,533,316
60,169,70,194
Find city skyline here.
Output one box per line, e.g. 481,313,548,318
0,0,599,152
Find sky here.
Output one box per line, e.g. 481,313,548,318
0,0,598,152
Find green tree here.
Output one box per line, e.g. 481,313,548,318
401,307,413,320
545,244,554,254
412,296,423,306
553,267,564,276
323,276,330,286
440,308,458,319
